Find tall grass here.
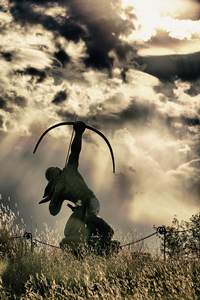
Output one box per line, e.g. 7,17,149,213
0,201,200,299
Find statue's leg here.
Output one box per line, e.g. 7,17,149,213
62,208,88,256
88,197,100,215
64,207,89,238
86,213,114,239
86,197,114,239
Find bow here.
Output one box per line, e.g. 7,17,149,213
33,121,115,173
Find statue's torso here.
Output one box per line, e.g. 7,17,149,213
57,164,95,203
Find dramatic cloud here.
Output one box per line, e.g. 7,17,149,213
22,67,46,83
52,90,68,105
134,52,200,82
0,0,199,237
54,49,70,67
8,0,136,73
0,51,12,61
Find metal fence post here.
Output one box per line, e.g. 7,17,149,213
30,233,34,253
164,229,166,262
23,232,34,253
157,226,167,261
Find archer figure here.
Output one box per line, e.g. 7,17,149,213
38,121,115,252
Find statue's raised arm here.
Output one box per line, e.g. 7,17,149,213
33,121,115,173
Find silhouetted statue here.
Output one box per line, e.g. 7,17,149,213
38,121,118,255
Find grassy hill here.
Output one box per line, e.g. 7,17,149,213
0,203,200,299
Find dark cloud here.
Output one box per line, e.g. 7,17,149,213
183,117,200,127
0,51,12,61
24,67,46,83
116,43,136,61
185,80,200,96
56,110,76,121
16,67,46,83
186,85,199,96
154,78,200,100
9,1,86,42
85,99,161,134
9,0,136,72
0,5,6,12
170,116,200,127
0,97,6,109
52,90,68,105
0,93,26,110
134,52,200,82
82,17,135,71
0,115,3,128
84,47,114,70
145,29,200,52
66,0,136,69
119,100,158,124
120,67,128,83
54,49,70,67
14,96,27,108
153,82,176,100
145,30,183,49
168,116,200,143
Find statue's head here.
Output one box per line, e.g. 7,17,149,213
45,167,61,181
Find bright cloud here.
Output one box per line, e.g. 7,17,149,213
120,0,200,55
0,0,199,235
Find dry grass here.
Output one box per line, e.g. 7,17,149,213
0,202,200,299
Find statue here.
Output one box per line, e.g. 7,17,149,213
34,121,120,256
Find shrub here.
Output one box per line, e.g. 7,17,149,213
155,214,200,260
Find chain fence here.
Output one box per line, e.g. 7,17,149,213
4,224,200,261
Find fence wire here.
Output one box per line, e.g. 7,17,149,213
5,223,200,260
33,238,60,249
121,232,157,248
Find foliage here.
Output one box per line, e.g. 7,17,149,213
155,214,200,260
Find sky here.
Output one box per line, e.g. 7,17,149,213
0,0,200,242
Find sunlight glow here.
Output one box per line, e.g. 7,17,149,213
120,0,200,55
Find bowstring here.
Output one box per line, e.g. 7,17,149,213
65,115,77,167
